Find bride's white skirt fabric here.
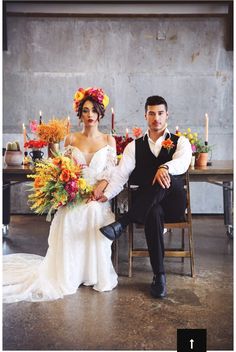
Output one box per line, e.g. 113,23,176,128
3,201,118,303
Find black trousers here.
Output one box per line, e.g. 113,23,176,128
125,175,187,275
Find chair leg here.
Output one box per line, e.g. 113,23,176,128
112,240,119,272
128,223,133,277
181,229,185,263
189,225,195,277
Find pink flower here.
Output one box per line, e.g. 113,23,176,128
191,145,197,153
132,127,143,139
30,120,38,133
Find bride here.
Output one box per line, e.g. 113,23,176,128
3,87,118,303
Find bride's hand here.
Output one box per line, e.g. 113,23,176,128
93,180,108,200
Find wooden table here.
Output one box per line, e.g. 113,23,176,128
3,160,233,236
188,160,233,237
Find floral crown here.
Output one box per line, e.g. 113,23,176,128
73,87,109,113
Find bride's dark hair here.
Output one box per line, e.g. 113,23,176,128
77,96,105,120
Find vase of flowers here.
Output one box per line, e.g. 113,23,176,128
36,118,68,158
24,140,47,162
178,128,212,167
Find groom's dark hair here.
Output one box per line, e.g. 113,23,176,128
145,96,168,112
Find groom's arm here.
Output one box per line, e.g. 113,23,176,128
99,141,136,202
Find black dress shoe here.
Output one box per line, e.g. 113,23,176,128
100,221,125,241
150,274,167,299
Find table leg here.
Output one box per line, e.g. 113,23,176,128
223,181,233,238
3,182,11,236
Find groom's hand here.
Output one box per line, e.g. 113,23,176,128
152,168,171,189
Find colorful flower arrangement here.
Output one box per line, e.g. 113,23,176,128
27,154,93,220
114,127,143,156
177,128,212,155
36,118,68,144
73,87,109,113
177,128,199,155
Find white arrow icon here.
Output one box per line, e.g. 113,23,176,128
190,339,194,349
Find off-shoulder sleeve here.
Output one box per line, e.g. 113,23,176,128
96,146,117,182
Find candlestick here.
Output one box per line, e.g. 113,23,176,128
39,110,42,125
67,116,71,135
22,123,27,151
111,107,115,131
125,128,129,140
205,113,209,143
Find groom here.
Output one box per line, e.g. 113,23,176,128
98,95,192,298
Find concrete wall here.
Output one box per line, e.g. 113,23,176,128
3,14,233,214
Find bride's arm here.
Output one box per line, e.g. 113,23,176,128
93,135,116,200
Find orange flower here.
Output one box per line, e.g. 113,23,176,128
162,138,175,151
34,177,42,188
53,157,62,166
132,127,143,139
59,169,71,182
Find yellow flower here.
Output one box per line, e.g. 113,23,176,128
102,94,109,109
74,89,85,101
78,178,87,191
187,128,191,133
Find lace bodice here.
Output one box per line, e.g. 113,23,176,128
64,145,116,185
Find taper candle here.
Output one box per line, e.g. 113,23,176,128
67,116,71,135
111,107,115,131
205,113,209,143
39,110,42,125
22,123,27,150
125,128,129,140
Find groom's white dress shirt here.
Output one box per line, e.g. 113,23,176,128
104,128,192,200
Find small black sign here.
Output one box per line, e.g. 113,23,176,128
177,329,207,352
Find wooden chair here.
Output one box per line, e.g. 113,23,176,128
128,172,194,277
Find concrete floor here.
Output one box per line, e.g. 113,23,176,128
3,215,233,351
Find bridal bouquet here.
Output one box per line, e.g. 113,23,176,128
27,154,93,220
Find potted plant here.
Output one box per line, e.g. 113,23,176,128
195,139,212,166
4,141,23,166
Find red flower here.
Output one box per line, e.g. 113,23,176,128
114,135,133,155
24,140,48,149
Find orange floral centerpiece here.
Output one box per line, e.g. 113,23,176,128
35,118,68,158
36,118,68,144
27,153,93,221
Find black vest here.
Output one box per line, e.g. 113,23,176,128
129,133,179,187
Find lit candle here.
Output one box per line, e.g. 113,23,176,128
67,116,71,135
125,128,129,140
39,110,42,125
205,113,209,143
111,107,115,131
175,126,179,134
22,123,27,150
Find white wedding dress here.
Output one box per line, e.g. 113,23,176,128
3,145,118,303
